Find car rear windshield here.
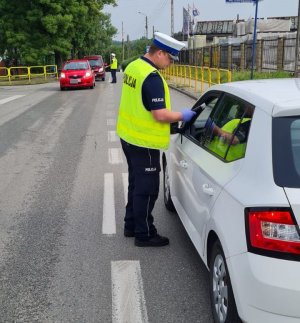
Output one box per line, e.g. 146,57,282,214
88,59,102,67
273,116,300,188
64,62,88,70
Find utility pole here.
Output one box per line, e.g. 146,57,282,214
171,0,174,36
294,0,300,76
126,35,130,58
138,11,148,39
122,21,124,61
146,16,148,39
250,0,259,80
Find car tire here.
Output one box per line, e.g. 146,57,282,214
209,241,240,323
102,77,105,81
163,159,176,212
60,86,65,91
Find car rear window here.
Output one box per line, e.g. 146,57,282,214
87,59,102,67
64,62,88,70
273,116,300,188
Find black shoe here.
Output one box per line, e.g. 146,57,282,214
135,234,169,247
124,228,135,237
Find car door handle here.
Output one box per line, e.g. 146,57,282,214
202,184,214,196
179,160,188,169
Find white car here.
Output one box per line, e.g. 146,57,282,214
163,79,300,323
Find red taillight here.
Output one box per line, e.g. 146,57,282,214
248,210,300,255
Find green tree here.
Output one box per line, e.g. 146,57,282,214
104,37,152,68
0,0,117,66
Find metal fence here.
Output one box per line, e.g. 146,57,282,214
179,36,296,73
262,38,278,70
161,65,232,95
0,65,58,83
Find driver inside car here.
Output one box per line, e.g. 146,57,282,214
206,105,254,161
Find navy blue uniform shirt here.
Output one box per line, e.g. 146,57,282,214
140,56,166,111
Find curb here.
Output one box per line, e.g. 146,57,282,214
168,84,199,100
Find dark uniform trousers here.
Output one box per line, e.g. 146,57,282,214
121,139,160,240
111,69,117,83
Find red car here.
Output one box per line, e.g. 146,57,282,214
60,59,95,90
84,55,106,81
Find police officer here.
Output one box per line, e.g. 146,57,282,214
110,53,118,83
116,32,196,247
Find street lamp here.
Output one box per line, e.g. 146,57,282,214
138,11,148,39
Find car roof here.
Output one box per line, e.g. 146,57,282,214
210,78,300,117
84,55,103,59
65,59,89,62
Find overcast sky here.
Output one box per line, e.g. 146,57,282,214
104,0,299,41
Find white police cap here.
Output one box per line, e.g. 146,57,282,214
153,32,185,60
111,53,115,56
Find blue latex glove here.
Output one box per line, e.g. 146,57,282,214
181,109,196,122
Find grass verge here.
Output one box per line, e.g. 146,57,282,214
231,70,293,81
0,77,58,86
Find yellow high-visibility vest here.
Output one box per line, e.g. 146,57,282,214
117,58,171,149
111,58,117,69
208,118,251,161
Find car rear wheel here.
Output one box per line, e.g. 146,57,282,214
209,241,240,323
102,77,105,81
163,159,176,212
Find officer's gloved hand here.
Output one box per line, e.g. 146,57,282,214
181,108,196,122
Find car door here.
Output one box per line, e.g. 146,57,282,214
170,92,254,257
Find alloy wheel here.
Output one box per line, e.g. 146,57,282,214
212,254,228,323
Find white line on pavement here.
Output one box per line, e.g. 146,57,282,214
102,173,116,235
108,148,123,164
111,260,149,323
108,130,118,142
0,95,25,105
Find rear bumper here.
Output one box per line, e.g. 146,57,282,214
94,71,105,79
228,252,300,322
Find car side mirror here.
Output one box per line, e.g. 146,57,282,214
170,122,180,134
170,122,185,134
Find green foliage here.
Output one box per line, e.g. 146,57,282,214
121,56,140,72
128,38,152,57
0,0,117,66
102,38,152,67
231,70,293,81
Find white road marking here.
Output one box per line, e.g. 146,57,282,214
108,148,123,164
102,173,116,235
122,173,128,204
27,119,43,131
111,260,149,323
0,95,25,105
107,118,116,126
108,130,118,142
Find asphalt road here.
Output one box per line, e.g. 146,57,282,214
0,78,214,323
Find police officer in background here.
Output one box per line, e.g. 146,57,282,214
110,53,118,83
116,32,196,247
